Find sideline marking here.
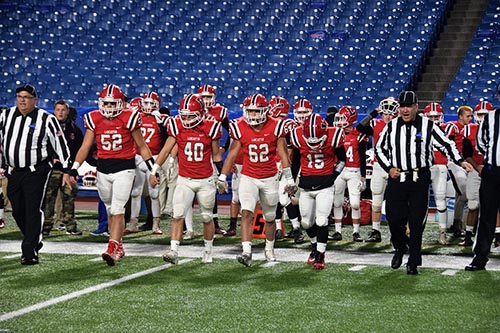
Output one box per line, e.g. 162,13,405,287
441,269,458,276
261,261,280,268
0,259,192,322
349,265,367,271
2,253,20,259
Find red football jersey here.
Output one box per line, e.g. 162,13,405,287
369,118,389,163
84,109,140,160
138,113,165,155
290,126,344,177
344,128,368,168
229,117,287,179
433,123,449,165
445,120,464,154
207,105,228,123
167,116,222,179
370,118,387,146
230,118,245,165
463,123,483,165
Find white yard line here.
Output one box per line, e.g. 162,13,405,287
0,259,192,322
1,240,500,270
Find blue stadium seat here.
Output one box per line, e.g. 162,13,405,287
0,0,453,111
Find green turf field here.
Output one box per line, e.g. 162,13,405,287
1,210,500,332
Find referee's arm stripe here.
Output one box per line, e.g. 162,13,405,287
375,123,392,173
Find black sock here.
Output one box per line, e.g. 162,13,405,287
229,217,237,229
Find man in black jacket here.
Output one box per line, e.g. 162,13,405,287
42,100,84,235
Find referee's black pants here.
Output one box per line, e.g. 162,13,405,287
7,163,52,260
385,169,431,267
471,165,500,267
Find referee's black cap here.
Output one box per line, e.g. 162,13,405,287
16,84,37,97
399,91,417,107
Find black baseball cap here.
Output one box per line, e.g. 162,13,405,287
399,91,417,107
16,84,37,97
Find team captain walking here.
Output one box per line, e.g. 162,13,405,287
376,91,472,275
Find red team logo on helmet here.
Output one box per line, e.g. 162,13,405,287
142,91,161,114
179,94,205,128
129,97,143,113
302,113,328,150
242,93,269,125
98,84,125,118
269,96,290,118
423,102,444,124
334,105,358,128
83,170,97,187
293,98,313,124
198,85,216,108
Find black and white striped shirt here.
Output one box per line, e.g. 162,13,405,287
0,107,70,169
375,115,463,172
477,108,500,167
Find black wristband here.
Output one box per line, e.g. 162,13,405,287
214,160,223,174
370,109,379,118
53,161,63,171
68,169,79,178
145,157,155,172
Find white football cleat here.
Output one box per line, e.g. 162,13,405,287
236,252,252,267
162,250,179,265
202,251,213,264
265,249,276,262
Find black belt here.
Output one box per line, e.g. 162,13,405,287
11,160,51,173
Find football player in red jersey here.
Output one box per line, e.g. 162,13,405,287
70,84,155,266
423,102,451,245
356,97,399,242
198,85,230,234
330,106,368,242
269,96,304,243
125,92,168,235
445,105,473,236
460,101,495,246
290,113,345,269
150,94,222,264
293,98,313,125
217,94,295,266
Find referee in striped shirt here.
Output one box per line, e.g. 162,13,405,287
0,84,72,265
465,102,500,271
376,91,472,275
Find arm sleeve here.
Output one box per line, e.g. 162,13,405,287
358,140,367,177
356,110,378,135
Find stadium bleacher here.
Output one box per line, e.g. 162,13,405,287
0,0,475,116
441,0,500,112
